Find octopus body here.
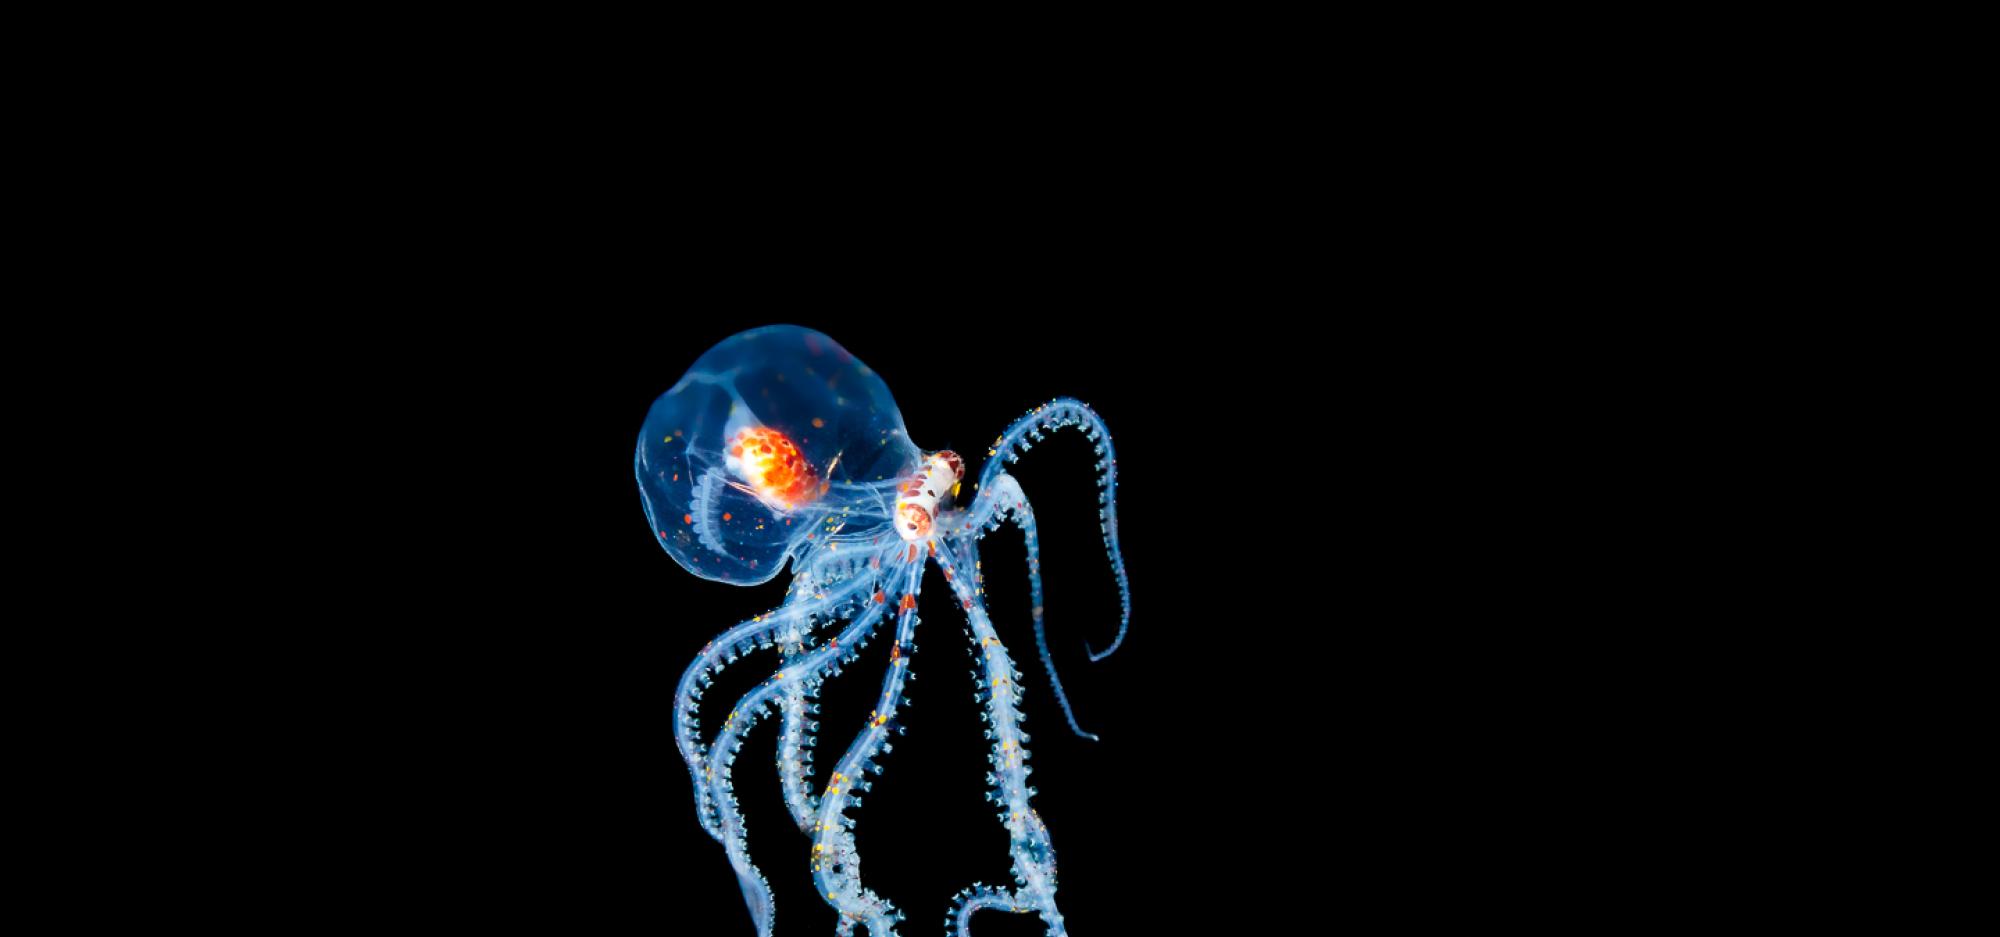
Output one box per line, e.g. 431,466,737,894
638,325,1131,936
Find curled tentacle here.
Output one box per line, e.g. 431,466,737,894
703,590,894,937
946,883,1033,937
811,559,924,935
675,579,868,833
932,545,1069,937
976,398,1132,661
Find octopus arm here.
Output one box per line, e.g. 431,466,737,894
934,546,1069,936
950,475,1099,742
703,592,894,937
975,398,1132,661
946,883,1035,937
674,578,868,834
809,558,925,934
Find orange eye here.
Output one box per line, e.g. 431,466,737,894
730,427,820,509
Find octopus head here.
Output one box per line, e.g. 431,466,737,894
637,325,925,585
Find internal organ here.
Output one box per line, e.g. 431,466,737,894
728,427,820,509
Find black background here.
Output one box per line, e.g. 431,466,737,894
162,204,1641,931
64,54,1726,934
302,304,1582,936
625,316,1264,935
447,313,1336,936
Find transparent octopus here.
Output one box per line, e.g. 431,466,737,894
638,325,1130,936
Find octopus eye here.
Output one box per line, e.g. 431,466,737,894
897,502,932,537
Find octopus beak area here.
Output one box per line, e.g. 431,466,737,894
894,450,963,543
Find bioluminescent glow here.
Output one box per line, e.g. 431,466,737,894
638,325,1130,936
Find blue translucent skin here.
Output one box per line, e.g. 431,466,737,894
644,326,1131,937
638,325,921,585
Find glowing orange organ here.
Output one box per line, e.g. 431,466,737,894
730,427,820,508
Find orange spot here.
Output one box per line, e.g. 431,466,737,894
898,503,933,537
812,417,826,428
683,514,693,524
907,544,918,562
874,590,885,604
927,541,937,557
899,594,917,611
963,598,973,610
729,427,821,508
722,512,732,522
